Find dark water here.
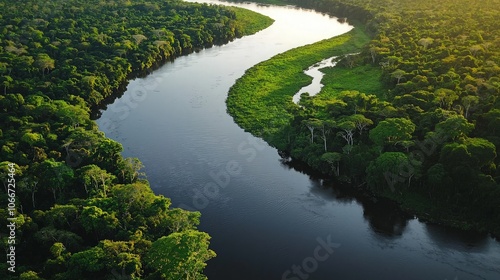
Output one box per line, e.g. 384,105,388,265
96,1,500,279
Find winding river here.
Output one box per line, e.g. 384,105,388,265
96,1,500,279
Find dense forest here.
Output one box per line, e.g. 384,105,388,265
227,0,500,236
0,0,273,279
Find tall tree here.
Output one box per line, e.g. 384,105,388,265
350,114,373,135
461,95,479,119
303,118,323,144
366,152,416,193
391,69,406,84
336,119,356,147
321,152,342,176
0,75,13,94
369,118,415,148
418,37,434,49
434,88,459,109
145,230,216,280
38,159,74,202
35,53,55,76
433,115,474,141
318,120,335,152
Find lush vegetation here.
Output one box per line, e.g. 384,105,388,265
227,0,500,236
226,6,274,35
227,25,371,138
0,0,273,279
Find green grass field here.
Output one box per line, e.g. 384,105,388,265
310,64,388,108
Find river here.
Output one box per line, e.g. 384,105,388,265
96,1,500,279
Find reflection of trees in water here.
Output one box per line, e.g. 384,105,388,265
424,223,490,252
278,150,411,237
278,151,323,180
362,199,410,237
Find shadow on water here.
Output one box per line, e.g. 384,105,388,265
277,151,495,243
424,223,491,252
278,151,412,237
361,198,410,237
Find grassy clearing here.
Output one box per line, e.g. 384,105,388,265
229,6,275,36
310,64,388,108
226,23,371,138
321,64,387,98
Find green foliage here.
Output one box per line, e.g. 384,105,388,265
99,240,142,278
21,132,46,147
68,246,106,274
80,206,120,240
50,242,66,258
34,227,83,253
433,115,474,141
226,6,275,36
44,205,79,230
440,138,497,170
37,159,75,202
369,118,415,147
145,230,216,280
321,152,342,175
366,152,411,192
78,164,116,197
19,271,44,280
318,64,388,101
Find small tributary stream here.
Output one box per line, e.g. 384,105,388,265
293,56,337,104
96,1,500,279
